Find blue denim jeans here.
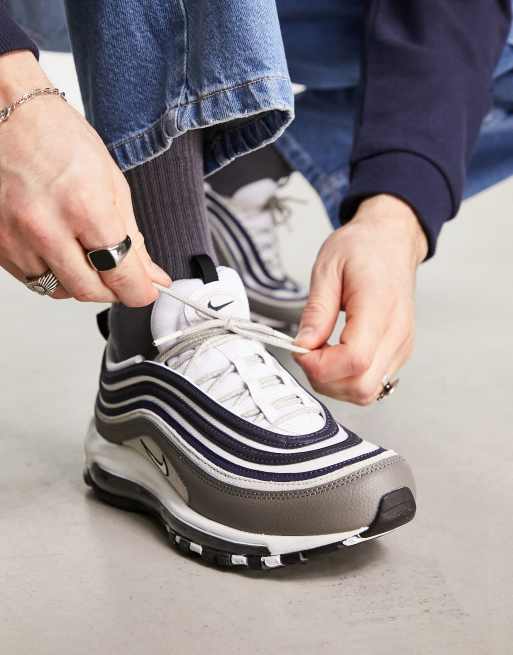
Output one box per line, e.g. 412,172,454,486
8,0,513,229
63,1,294,175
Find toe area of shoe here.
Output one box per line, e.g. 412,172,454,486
272,454,416,536
182,453,416,538
332,454,415,530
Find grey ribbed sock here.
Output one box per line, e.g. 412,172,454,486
109,130,215,360
127,129,214,278
209,144,292,197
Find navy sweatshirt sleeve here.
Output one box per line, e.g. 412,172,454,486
0,5,39,59
340,1,512,258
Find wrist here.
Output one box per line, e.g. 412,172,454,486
0,51,50,105
355,194,429,265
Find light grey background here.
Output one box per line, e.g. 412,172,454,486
1,52,512,655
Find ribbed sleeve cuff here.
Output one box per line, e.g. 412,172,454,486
340,152,454,259
0,8,39,59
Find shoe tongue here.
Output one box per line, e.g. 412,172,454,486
151,265,325,435
231,178,278,210
151,266,250,352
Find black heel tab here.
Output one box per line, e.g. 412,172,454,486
190,254,218,283
96,308,110,341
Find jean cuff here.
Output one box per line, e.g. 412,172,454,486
109,76,294,176
340,151,454,259
273,129,348,227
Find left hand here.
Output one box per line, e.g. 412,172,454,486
294,194,428,405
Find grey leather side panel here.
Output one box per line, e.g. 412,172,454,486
95,414,415,536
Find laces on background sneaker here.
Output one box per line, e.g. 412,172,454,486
152,284,318,428
244,192,305,280
263,194,306,228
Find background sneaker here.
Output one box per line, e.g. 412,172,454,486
85,258,416,570
206,179,309,332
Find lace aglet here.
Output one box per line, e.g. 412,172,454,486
153,329,183,348
289,344,310,355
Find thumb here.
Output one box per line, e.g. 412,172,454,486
133,232,172,286
295,261,341,350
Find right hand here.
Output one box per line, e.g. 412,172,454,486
294,195,426,405
0,50,171,305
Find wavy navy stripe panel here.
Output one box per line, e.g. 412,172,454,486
101,362,339,447
98,384,362,465
96,398,385,482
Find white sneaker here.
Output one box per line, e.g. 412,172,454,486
206,179,308,331
85,256,416,570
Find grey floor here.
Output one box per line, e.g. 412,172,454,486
2,54,513,654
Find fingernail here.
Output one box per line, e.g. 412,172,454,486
152,263,171,285
295,326,315,345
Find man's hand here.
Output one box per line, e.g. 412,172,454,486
0,51,170,305
294,194,428,405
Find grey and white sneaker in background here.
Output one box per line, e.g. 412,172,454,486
85,256,416,570
206,179,308,333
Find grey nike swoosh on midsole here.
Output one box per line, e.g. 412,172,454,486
95,414,414,536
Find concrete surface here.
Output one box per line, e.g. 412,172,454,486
1,53,513,655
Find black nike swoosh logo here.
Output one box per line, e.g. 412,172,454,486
207,299,234,312
140,439,169,477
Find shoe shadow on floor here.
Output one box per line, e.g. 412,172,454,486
85,488,385,581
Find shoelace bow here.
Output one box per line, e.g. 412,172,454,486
263,194,306,229
152,284,318,427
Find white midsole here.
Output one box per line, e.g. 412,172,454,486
85,422,368,555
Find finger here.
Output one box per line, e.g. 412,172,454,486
0,253,73,300
0,256,32,281
313,350,404,405
117,183,171,287
338,286,390,367
132,232,172,286
1,247,70,298
11,203,119,303
51,287,72,300
313,330,413,405
75,193,160,306
295,342,367,386
94,242,158,307
295,285,391,385
43,233,118,303
295,257,342,350
1,241,47,280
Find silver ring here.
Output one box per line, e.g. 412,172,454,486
86,234,132,272
24,271,60,297
377,374,400,402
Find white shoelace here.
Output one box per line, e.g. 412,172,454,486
245,193,305,280
152,284,317,428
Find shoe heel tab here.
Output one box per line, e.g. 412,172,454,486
190,254,218,283
96,308,110,341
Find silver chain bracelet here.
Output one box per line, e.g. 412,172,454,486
0,87,66,124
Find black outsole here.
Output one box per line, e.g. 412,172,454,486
84,463,416,570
